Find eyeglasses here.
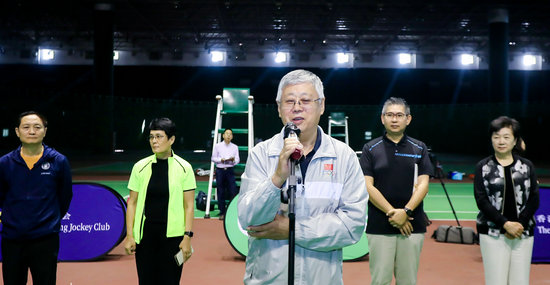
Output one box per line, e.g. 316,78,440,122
280,98,321,110
148,134,166,141
19,125,44,132
383,112,408,119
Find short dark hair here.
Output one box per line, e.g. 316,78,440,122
223,128,233,134
381,97,411,115
17,111,48,128
489,116,524,152
149,118,176,139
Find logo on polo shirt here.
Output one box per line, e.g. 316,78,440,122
41,162,51,170
323,163,334,176
395,153,421,159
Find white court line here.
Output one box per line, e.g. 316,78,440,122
429,219,477,221
427,195,473,198
426,210,478,213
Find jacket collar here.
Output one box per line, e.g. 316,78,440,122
490,153,519,167
149,150,176,163
11,143,51,165
383,132,408,145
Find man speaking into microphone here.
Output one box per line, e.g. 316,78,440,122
238,69,368,284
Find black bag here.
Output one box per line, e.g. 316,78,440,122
429,156,478,245
432,225,478,244
195,191,214,211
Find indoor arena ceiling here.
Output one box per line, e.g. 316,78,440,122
1,1,550,58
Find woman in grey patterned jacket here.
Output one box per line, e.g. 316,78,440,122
474,116,539,285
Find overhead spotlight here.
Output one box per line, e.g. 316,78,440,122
322,39,327,45
274,52,288,63
522,54,536,66
509,41,516,46
398,53,411,65
238,42,243,47
461,54,474,65
113,50,119,61
38,48,54,62
211,51,225,62
336,52,350,64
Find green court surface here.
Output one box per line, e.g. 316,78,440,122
74,180,477,221
424,182,477,220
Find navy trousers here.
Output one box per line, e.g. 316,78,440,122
215,167,238,215
1,233,59,285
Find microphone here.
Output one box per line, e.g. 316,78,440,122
283,122,302,161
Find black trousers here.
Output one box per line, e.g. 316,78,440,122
1,233,59,285
135,221,183,285
216,167,238,215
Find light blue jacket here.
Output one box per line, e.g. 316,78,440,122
238,127,368,285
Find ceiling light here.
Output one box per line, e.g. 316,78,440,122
38,48,54,62
274,52,287,63
398,53,412,65
337,52,350,64
211,51,224,62
461,54,474,65
522,54,536,66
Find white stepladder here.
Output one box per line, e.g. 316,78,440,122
204,88,254,218
328,112,349,145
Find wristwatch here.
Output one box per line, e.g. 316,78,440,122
403,207,413,217
184,231,194,238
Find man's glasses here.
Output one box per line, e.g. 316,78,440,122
383,112,408,120
280,98,321,110
148,134,166,141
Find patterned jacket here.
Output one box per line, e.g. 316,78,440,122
474,154,539,237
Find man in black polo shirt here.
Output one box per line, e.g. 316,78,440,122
359,97,433,285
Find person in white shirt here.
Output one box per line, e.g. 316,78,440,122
211,128,240,219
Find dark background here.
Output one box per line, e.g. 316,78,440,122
0,65,548,163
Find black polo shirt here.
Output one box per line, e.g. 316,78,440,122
359,134,433,234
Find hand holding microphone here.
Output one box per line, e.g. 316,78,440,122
286,132,303,161
283,122,303,162
272,123,303,188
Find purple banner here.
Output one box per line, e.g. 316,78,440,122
0,183,126,261
533,185,550,263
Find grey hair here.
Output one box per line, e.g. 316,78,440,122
276,69,324,103
381,97,411,115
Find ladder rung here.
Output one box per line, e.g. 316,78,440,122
221,110,248,115
218,128,248,134
238,146,248,151
331,134,346,137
